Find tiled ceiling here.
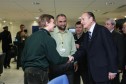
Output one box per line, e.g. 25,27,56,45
0,0,126,25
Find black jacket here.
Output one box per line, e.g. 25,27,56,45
74,33,87,70
73,24,117,82
0,30,12,52
111,30,125,70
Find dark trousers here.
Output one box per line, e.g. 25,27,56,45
24,67,48,84
88,69,111,84
49,63,74,84
3,50,11,68
88,77,111,84
110,73,120,84
17,46,23,69
74,68,89,84
121,70,126,84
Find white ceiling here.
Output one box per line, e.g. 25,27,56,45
0,0,126,25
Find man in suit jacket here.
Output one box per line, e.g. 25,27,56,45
105,18,125,84
73,12,118,84
0,26,12,68
120,22,126,84
73,21,88,84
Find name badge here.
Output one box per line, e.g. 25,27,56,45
60,48,66,53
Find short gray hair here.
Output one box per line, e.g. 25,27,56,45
106,18,116,26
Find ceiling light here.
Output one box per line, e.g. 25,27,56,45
32,21,38,26
124,16,126,18
35,17,39,19
32,2,40,5
10,22,12,24
114,18,117,20
106,2,114,6
3,20,6,23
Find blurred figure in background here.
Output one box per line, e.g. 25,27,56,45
121,22,126,84
0,26,12,68
105,18,125,84
74,21,88,84
16,24,28,69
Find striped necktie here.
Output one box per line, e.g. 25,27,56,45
88,31,92,40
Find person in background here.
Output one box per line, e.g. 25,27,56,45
121,22,126,84
16,24,28,69
0,26,12,68
105,18,125,84
49,14,76,84
73,12,117,84
73,21,88,84
21,14,73,84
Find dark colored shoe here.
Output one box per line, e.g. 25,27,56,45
4,66,7,69
8,65,11,69
17,67,19,70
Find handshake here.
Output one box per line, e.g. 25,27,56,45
67,55,74,63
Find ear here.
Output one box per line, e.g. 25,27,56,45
89,17,93,23
45,21,49,27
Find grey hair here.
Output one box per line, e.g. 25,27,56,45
106,18,116,26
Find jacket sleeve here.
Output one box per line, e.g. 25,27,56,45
102,28,118,73
73,34,86,61
116,33,125,70
8,32,12,44
44,36,68,65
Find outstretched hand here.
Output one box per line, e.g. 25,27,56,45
67,55,74,63
108,72,116,80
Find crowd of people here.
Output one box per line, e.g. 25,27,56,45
0,12,126,84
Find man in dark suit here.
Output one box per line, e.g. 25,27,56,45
0,26,12,68
105,18,125,84
121,22,126,84
74,21,88,84
73,12,118,84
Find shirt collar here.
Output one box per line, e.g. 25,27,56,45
88,23,96,36
110,29,114,33
55,26,67,33
39,28,51,36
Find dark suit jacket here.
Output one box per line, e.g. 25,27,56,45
74,33,87,70
123,34,126,69
0,30,12,52
73,24,118,82
112,30,125,70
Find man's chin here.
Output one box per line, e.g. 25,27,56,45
58,27,66,30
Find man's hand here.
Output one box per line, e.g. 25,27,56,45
67,55,74,63
108,72,116,80
74,62,78,72
75,44,80,49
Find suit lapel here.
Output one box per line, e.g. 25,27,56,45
91,24,99,40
